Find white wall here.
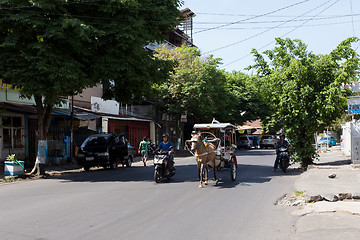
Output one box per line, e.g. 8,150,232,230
91,96,119,115
350,121,360,164
342,122,351,157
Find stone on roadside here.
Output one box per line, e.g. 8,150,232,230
328,172,336,178
338,193,352,200
292,199,305,206
307,195,323,203
323,194,338,202
352,193,360,200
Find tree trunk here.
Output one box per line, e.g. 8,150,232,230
29,96,53,176
300,130,315,169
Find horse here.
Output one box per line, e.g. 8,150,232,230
189,132,219,188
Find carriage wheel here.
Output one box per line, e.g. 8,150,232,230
230,160,237,181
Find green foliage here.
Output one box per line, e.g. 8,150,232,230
249,37,359,168
0,0,181,138
154,45,230,122
153,45,268,124
6,154,16,162
225,71,270,124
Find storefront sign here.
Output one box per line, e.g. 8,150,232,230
348,98,360,115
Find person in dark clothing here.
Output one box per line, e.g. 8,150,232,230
156,133,174,174
273,133,290,172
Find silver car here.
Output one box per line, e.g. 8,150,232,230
260,135,277,149
237,135,254,149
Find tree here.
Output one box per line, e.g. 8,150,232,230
154,45,268,126
0,0,181,174
154,45,235,123
225,71,271,124
248,37,359,168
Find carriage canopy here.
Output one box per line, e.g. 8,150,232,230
193,123,237,130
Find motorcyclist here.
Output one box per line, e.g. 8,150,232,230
156,133,174,174
273,133,290,172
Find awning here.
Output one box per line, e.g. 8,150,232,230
75,112,101,120
53,108,101,120
0,102,37,114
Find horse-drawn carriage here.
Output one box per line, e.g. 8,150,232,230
186,123,238,187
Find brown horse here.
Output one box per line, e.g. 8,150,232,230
189,132,219,188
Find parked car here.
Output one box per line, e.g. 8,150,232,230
76,133,135,171
248,135,260,148
317,136,336,148
237,135,254,149
260,135,277,149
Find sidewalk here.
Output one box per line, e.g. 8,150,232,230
0,156,144,183
289,147,360,239
0,150,192,183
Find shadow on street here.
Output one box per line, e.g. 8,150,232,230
47,155,302,189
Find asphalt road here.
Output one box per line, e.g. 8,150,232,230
0,149,301,240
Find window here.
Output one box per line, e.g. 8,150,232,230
2,116,23,149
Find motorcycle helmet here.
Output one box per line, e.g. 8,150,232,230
279,133,285,138
162,133,169,137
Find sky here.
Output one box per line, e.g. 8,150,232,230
181,0,360,72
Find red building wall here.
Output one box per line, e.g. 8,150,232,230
108,119,150,154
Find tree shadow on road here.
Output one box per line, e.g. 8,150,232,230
47,159,302,189
50,163,205,185
233,163,303,186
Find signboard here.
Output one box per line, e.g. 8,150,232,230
348,98,360,115
91,96,119,115
180,114,187,123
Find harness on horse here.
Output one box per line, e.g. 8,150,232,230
186,133,221,158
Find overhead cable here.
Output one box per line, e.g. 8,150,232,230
204,0,338,55
193,0,311,34
222,0,342,68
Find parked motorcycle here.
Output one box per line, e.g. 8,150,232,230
278,147,290,173
153,151,176,183
147,142,156,159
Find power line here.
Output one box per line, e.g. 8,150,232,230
192,14,360,25
193,0,311,34
193,19,360,31
195,12,347,18
222,0,342,69
203,0,338,55
350,0,355,36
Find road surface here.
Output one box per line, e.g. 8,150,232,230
0,149,300,240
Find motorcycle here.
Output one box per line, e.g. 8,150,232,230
147,142,156,159
278,147,290,173
153,150,176,183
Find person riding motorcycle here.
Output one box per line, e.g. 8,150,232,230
273,133,290,172
156,133,174,174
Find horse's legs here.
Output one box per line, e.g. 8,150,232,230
204,165,208,185
197,161,201,180
212,160,217,181
199,163,204,188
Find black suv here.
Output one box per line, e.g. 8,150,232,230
76,133,134,171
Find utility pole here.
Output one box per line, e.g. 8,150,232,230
70,96,74,162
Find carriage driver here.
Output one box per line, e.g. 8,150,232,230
156,133,175,174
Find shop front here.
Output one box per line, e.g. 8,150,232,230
108,117,151,152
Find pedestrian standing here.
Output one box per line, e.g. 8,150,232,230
138,136,150,166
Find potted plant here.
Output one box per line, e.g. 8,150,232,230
4,154,24,176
